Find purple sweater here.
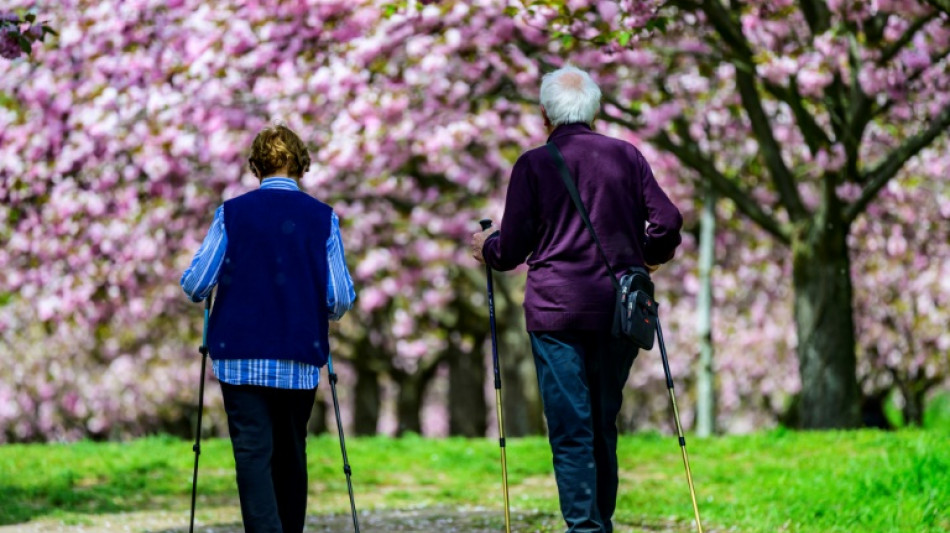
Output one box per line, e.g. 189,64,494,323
483,123,683,332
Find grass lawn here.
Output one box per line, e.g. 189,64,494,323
0,428,947,532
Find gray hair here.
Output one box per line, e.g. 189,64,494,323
539,66,602,126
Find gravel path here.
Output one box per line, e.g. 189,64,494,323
0,507,559,533
0,507,686,532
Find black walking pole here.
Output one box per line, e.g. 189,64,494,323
479,218,512,533
655,312,704,533
189,288,213,533
327,354,360,532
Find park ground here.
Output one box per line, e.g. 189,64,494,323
0,423,948,533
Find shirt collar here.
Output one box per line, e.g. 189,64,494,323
259,177,300,191
546,122,594,143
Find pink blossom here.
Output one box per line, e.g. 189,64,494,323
0,0,947,442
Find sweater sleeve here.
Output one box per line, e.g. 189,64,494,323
482,155,537,271
639,153,683,265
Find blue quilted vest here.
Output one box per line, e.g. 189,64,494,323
207,187,332,367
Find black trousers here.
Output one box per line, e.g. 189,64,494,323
530,331,638,533
220,382,316,533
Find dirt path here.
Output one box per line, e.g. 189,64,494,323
0,507,685,532
0,507,557,533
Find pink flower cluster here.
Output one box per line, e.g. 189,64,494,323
1,0,947,440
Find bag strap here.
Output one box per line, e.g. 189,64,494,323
546,142,621,292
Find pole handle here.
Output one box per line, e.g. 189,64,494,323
479,218,492,230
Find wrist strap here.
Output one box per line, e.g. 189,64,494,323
546,142,621,292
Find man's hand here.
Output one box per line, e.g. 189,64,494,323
471,225,498,264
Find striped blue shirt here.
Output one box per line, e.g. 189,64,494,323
180,177,356,389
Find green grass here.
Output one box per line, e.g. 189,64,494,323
924,391,950,430
0,429,947,532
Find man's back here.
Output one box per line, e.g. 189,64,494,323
483,123,682,332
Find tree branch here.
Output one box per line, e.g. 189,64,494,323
648,127,793,244
699,0,754,60
600,101,639,131
763,80,832,156
601,98,790,245
844,33,872,182
873,46,950,122
799,0,832,35
845,100,950,223
735,68,809,220
696,0,809,220
922,0,950,15
879,14,938,65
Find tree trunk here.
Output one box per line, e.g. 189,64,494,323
500,326,544,436
860,390,893,430
395,373,424,435
449,340,488,437
696,185,717,437
791,214,861,429
902,388,926,427
497,276,545,437
898,376,937,427
393,363,440,436
353,364,381,436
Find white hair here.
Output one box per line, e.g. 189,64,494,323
539,65,602,126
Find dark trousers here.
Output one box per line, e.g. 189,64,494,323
530,331,638,533
220,382,316,533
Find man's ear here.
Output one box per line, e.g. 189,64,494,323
541,105,552,130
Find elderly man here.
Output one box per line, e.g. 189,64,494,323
471,66,683,533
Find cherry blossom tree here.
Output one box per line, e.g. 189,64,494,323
1,0,364,440
853,166,950,426
452,0,949,430
2,0,947,441
0,0,549,440
579,0,950,428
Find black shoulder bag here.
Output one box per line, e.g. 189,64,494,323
545,142,657,350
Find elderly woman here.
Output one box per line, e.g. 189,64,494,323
181,123,355,533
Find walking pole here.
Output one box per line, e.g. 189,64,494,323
655,312,704,533
189,288,213,533
327,354,360,532
479,218,512,533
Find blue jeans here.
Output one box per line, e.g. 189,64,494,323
530,331,638,533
